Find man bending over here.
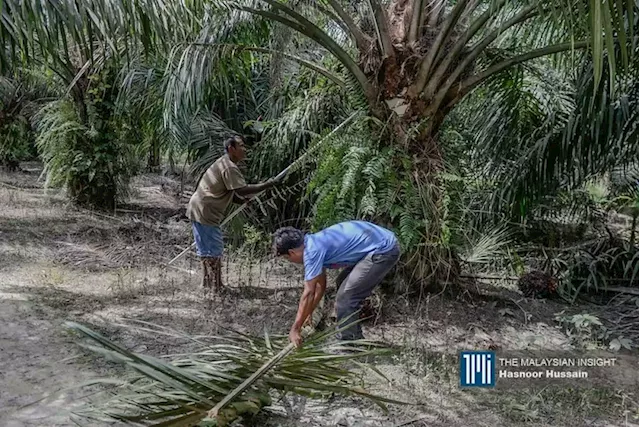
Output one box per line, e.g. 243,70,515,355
272,221,400,347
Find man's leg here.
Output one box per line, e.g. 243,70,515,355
331,266,354,321
201,258,223,306
213,257,223,291
201,257,214,298
335,245,400,340
336,266,355,291
192,221,224,295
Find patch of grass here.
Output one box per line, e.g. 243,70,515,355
108,268,147,300
500,395,541,422
556,311,636,351
393,347,458,386
489,386,638,425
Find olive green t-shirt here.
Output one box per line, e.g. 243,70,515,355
187,154,246,226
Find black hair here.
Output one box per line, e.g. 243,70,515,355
272,227,305,255
224,135,245,153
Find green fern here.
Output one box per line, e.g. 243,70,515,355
308,123,430,252
339,145,368,199
399,210,421,249
359,184,377,217
344,71,368,111
36,101,89,190
362,155,388,181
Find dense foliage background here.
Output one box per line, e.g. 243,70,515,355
0,0,637,300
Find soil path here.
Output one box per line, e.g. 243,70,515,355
0,176,102,426
0,168,637,427
0,295,96,426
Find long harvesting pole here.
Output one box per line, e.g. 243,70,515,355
167,111,362,266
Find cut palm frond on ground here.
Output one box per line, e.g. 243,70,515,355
65,321,402,427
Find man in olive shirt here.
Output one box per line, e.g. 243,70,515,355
187,135,277,293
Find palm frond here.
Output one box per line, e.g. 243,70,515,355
610,161,639,197
250,79,349,180
65,321,400,426
460,226,514,265
0,0,200,79
466,51,638,219
177,111,236,179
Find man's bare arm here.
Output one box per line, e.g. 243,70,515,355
292,280,318,330
304,271,326,325
232,193,248,204
289,276,323,347
235,179,275,197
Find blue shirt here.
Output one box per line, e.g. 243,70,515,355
303,221,398,281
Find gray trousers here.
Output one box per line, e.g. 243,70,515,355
335,244,400,340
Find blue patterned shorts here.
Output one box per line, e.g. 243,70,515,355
191,221,223,258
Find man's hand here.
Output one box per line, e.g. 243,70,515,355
290,273,326,349
266,177,283,188
302,314,313,328
289,327,303,348
235,177,280,196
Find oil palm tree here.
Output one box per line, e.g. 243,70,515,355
0,68,55,168
0,0,199,207
1,0,635,284
150,0,637,259
157,0,635,159
460,52,638,219
3,0,632,175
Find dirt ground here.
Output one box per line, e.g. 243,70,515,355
0,164,638,427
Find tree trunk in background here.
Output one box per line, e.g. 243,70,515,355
71,77,89,126
385,117,460,292
168,146,177,175
66,72,121,210
342,0,478,292
148,137,161,171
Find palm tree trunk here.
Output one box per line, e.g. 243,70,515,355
372,108,461,292
148,138,161,171
70,79,89,126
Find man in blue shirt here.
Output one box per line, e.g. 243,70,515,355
272,221,400,347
